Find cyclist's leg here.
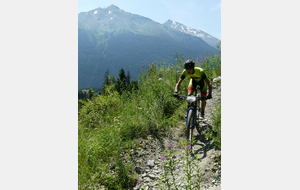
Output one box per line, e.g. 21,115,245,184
188,79,195,95
200,80,208,115
187,79,195,106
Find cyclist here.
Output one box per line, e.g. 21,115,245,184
173,59,212,119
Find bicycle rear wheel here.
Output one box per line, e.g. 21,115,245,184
186,109,194,145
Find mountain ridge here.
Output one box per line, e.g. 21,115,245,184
163,19,220,48
78,5,219,90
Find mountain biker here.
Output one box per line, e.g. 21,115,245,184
173,59,212,119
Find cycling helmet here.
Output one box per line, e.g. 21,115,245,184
184,60,195,70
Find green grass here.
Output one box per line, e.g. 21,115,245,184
204,101,221,150
78,51,221,189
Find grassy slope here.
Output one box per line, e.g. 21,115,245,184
78,52,221,189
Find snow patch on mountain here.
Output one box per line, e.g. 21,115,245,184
164,19,219,48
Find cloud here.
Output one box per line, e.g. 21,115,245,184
209,3,221,12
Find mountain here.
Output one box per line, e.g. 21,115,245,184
163,19,220,49
78,5,218,90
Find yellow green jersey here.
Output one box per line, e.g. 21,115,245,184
180,67,208,93
180,67,207,82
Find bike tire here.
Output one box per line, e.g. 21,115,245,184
186,109,194,145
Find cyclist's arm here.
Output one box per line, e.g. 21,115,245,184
204,78,212,95
175,78,184,92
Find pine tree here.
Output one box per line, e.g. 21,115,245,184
88,88,95,100
116,68,126,94
102,69,110,93
126,71,131,85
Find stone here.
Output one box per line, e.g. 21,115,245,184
153,169,159,173
147,160,155,167
135,166,142,174
148,173,157,180
144,177,151,182
213,76,221,83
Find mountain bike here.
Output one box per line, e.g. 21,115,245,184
176,87,208,147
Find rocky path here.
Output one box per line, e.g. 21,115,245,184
131,80,221,190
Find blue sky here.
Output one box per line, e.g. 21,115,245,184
78,0,221,40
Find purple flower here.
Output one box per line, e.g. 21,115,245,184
169,141,174,148
161,156,167,161
187,145,191,149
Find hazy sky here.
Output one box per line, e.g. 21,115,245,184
78,0,221,40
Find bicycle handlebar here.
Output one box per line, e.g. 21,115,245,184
176,95,207,100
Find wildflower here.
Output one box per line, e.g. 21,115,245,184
169,141,174,148
187,145,191,149
161,156,167,161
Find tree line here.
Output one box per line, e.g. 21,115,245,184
78,68,138,101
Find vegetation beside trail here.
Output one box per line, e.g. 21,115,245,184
78,50,221,189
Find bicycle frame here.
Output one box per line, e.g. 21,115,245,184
185,86,202,130
175,86,208,145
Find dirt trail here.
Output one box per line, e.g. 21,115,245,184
130,81,221,190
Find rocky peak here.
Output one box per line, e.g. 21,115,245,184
106,4,120,11
163,19,174,26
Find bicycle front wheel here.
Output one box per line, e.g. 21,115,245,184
186,109,194,145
